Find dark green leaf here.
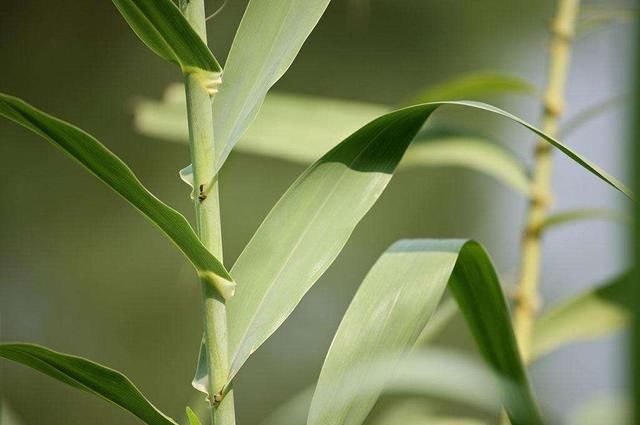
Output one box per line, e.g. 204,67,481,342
112,0,221,73
0,94,234,299
0,344,177,425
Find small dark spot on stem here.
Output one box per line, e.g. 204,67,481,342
198,184,207,202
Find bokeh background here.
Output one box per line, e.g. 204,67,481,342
0,0,634,424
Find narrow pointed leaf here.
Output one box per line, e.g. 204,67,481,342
111,0,221,73
578,6,638,36
135,89,531,194
212,0,332,172
568,394,631,425
405,131,531,194
307,240,544,425
540,208,631,231
260,349,504,425
531,273,631,360
193,99,630,391
0,94,234,299
233,101,624,366
401,72,537,105
185,407,203,425
559,95,630,138
0,343,177,425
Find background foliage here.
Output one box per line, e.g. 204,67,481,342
0,0,633,424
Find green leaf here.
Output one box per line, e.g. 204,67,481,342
1,399,26,425
212,0,332,172
193,99,630,392
405,130,531,195
568,393,630,425
531,273,631,360
577,6,638,37
111,0,221,74
185,407,203,425
401,72,537,105
0,343,177,425
559,95,630,138
414,298,458,346
0,94,234,299
259,350,505,425
369,400,488,425
540,208,631,231
307,240,544,425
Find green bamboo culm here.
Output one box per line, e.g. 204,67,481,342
179,1,236,424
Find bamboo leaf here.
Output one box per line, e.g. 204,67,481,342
1,399,26,425
0,343,177,425
189,98,629,390
540,208,631,231
370,400,488,425
567,393,630,425
212,0,332,172
405,131,531,194
185,407,203,425
135,91,530,194
307,240,544,425
559,95,630,138
0,94,234,299
111,0,221,74
577,6,638,36
531,273,631,360
190,99,631,393
260,349,505,425
401,72,537,105
136,91,531,194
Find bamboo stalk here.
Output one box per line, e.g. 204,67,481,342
181,1,235,424
513,0,582,365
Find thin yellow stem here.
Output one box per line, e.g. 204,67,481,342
501,3,581,424
513,0,581,365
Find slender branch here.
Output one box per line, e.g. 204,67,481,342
181,1,235,424
513,0,582,364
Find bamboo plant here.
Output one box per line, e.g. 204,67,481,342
0,1,633,425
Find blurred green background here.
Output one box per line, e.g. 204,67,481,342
0,1,633,424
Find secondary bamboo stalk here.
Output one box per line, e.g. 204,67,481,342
513,0,581,364
181,1,236,424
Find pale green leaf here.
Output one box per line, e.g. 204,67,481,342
531,273,631,360
414,298,458,347
568,393,631,425
370,400,488,425
0,344,177,425
405,131,531,194
308,240,543,425
191,98,629,389
260,349,504,425
578,6,638,36
112,0,221,73
185,407,203,425
212,0,332,172
135,89,531,194
0,400,25,425
0,94,234,299
540,208,631,231
191,99,630,393
401,72,537,105
559,95,630,138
